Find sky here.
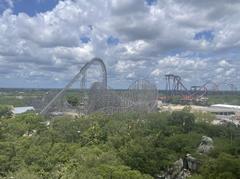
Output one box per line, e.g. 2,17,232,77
0,0,240,89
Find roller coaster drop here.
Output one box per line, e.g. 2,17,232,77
40,58,158,115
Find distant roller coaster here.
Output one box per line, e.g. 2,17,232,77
164,74,238,103
40,57,158,115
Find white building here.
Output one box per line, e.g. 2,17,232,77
12,106,35,114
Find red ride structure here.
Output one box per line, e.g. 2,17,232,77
164,75,238,104
164,74,208,104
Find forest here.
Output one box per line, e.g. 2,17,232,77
0,105,240,179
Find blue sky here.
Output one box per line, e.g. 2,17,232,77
194,30,214,42
13,0,59,16
0,0,59,15
0,0,240,89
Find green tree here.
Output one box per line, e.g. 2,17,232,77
169,111,195,133
201,153,240,179
0,105,12,118
7,168,41,179
0,112,46,142
66,95,79,107
164,132,201,155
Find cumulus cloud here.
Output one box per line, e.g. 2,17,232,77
150,53,239,89
0,0,239,88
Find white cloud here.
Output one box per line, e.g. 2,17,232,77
218,60,231,67
115,60,145,73
225,68,235,76
151,69,161,77
150,54,239,89
0,0,240,88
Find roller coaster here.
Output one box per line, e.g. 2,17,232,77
164,75,238,103
40,57,158,115
39,57,238,115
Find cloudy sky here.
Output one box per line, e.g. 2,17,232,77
0,0,240,89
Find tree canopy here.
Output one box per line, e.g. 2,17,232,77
0,110,239,178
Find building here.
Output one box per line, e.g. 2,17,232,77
12,106,35,115
159,103,240,126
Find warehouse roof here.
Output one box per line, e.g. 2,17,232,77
211,104,240,110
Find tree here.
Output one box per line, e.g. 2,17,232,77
200,153,240,179
169,111,195,133
7,168,40,179
66,95,79,107
97,165,152,179
0,108,240,178
0,105,12,118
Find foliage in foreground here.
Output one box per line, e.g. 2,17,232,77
0,110,239,178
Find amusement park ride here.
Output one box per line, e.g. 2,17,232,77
38,58,238,116
164,74,237,103
40,58,158,116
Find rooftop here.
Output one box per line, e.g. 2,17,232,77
12,106,35,114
